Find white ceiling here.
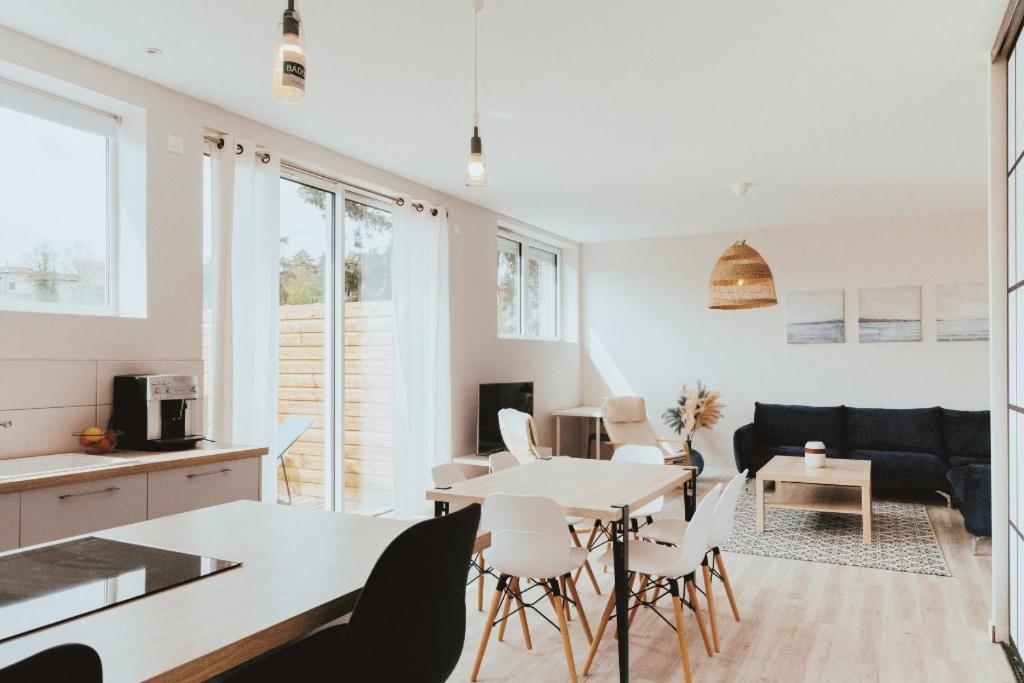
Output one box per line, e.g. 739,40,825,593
0,1,1006,243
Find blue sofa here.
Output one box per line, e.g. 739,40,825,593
733,403,991,536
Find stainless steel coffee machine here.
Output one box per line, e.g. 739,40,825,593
112,374,204,451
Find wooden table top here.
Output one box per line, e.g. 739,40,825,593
756,455,871,486
0,500,412,682
551,406,602,418
426,456,691,519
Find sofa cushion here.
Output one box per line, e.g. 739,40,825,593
847,449,945,480
765,445,842,460
845,407,943,454
754,403,844,451
942,409,990,460
949,456,988,469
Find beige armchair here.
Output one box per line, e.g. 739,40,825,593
601,396,688,464
497,408,541,463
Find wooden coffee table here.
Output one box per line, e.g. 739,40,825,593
756,455,873,543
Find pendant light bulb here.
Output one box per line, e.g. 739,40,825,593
466,122,487,187
273,0,306,103
465,1,487,187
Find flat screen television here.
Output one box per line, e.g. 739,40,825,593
477,382,534,455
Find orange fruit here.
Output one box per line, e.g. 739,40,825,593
81,427,104,444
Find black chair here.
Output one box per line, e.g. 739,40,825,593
225,503,482,682
0,644,102,682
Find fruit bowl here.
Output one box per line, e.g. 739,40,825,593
73,428,125,455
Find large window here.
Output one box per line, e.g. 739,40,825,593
0,84,117,315
497,230,560,339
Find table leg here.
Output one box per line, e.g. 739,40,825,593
595,417,601,460
555,416,562,457
862,484,872,543
756,478,765,533
612,504,630,682
684,470,697,521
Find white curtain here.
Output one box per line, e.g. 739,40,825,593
210,136,282,500
391,200,452,519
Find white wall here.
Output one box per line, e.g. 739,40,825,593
0,26,580,459
581,217,990,472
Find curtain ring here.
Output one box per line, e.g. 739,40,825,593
258,152,271,164
396,197,406,206
430,208,438,216
415,204,424,212
235,143,244,155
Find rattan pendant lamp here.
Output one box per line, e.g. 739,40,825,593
708,240,778,310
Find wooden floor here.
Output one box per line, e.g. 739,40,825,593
452,471,1011,682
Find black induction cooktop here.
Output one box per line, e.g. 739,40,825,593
0,536,240,642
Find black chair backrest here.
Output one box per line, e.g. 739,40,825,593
0,644,102,683
341,504,481,682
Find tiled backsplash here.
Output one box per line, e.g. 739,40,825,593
0,360,203,459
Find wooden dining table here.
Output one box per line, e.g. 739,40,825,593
0,500,413,682
427,456,695,683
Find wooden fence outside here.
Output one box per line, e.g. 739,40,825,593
203,302,394,508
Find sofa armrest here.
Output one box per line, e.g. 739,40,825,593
962,463,992,537
733,423,758,477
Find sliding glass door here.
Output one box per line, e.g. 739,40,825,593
341,196,394,514
277,174,396,514
277,176,334,508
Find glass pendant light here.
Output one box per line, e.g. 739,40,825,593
465,0,487,187
273,1,306,103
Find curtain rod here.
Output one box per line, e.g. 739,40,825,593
203,134,445,215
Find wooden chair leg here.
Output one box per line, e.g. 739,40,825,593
476,553,486,612
498,582,513,642
686,577,714,657
628,573,650,628
702,562,720,653
471,575,508,682
715,550,741,621
565,573,593,644
560,576,572,621
649,582,663,605
669,579,693,683
550,579,579,683
511,577,533,650
583,572,633,676
570,526,602,595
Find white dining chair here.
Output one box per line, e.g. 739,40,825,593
488,451,521,472
488,450,601,595
638,470,747,652
583,484,723,683
432,463,489,612
471,493,593,683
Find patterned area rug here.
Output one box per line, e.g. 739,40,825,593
720,486,951,576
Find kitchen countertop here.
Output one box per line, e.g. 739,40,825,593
0,444,268,494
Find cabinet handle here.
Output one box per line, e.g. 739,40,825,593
186,468,232,479
59,486,120,500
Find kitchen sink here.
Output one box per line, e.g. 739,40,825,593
0,453,137,479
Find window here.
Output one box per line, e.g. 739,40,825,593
496,230,560,339
0,80,119,315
